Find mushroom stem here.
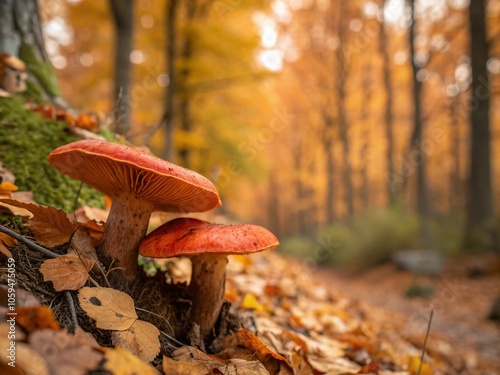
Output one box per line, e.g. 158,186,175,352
189,253,228,338
98,192,155,278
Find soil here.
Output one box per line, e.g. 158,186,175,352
318,253,500,370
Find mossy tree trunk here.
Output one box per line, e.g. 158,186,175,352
0,0,61,101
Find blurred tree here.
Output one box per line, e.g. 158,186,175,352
379,0,395,205
109,0,134,135
465,0,494,248
0,0,60,100
407,0,431,245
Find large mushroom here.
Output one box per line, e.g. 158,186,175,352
139,217,279,338
48,140,221,278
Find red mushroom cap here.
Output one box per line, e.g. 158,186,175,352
48,140,221,212
139,218,279,258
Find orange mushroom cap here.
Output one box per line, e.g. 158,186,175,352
48,140,221,213
139,218,279,258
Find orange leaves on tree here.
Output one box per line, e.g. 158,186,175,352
40,254,95,291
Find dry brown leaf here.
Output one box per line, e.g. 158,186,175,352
170,346,269,375
73,326,100,348
0,199,76,247
29,328,102,375
231,328,292,374
357,361,380,374
111,320,160,362
68,228,98,260
40,254,94,291
0,232,17,258
0,335,49,375
103,346,160,375
75,205,109,223
78,287,138,330
15,305,60,333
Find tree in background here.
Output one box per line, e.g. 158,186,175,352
465,0,495,249
109,0,134,136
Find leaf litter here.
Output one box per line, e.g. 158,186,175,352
0,197,497,374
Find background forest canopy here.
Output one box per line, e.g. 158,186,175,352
36,0,499,266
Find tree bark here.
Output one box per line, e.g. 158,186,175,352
0,0,60,99
162,0,178,161
465,0,494,246
336,1,354,217
379,0,396,206
109,0,134,136
408,0,431,245
360,63,372,210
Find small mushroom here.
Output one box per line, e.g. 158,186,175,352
48,140,221,278
0,53,27,93
139,217,279,338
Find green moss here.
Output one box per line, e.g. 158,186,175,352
0,96,104,212
19,44,60,98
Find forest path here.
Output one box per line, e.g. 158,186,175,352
317,255,500,368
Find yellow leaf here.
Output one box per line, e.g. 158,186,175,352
40,254,94,291
111,320,160,363
78,287,138,330
103,347,160,375
408,356,433,375
241,293,267,313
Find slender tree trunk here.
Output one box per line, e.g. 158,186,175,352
408,0,431,245
360,63,372,210
177,2,196,168
322,113,336,225
448,93,461,213
336,2,354,216
162,0,178,161
379,0,396,205
0,0,60,99
109,0,134,136
465,0,494,247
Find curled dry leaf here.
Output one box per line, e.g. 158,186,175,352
29,328,102,375
0,199,76,247
111,320,160,363
78,287,138,330
40,254,95,291
0,232,17,258
15,305,60,333
169,346,269,375
103,346,160,375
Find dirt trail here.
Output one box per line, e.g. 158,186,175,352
318,256,500,367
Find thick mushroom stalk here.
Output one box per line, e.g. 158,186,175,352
188,254,228,338
98,192,154,277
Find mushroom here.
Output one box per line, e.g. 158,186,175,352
138,217,279,338
0,53,27,93
48,140,221,278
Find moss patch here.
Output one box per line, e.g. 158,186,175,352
19,44,61,98
0,96,104,212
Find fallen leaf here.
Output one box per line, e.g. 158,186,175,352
0,333,49,375
111,320,160,362
68,228,99,259
29,328,102,375
357,361,380,374
241,293,267,313
170,346,269,375
15,305,60,333
407,356,433,375
76,113,99,131
0,199,76,247
78,287,138,330
103,346,160,375
73,326,100,348
231,328,292,375
0,181,18,193
0,232,17,257
40,254,94,291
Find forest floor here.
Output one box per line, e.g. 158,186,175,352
317,253,500,371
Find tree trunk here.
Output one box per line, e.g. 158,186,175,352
162,0,178,161
336,1,354,217
322,113,336,225
408,0,431,245
379,0,396,206
465,0,494,247
0,0,60,100
448,93,462,213
109,0,134,136
360,63,372,210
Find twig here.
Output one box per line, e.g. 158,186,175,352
65,291,79,332
0,225,60,258
417,309,434,375
159,331,184,348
